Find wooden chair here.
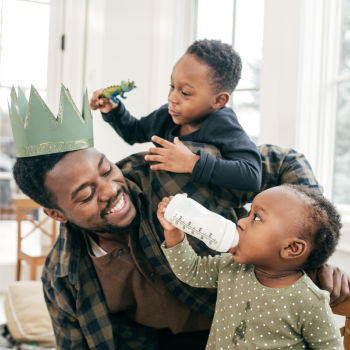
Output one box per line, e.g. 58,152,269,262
332,299,350,349
13,198,57,281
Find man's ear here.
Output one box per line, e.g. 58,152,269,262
212,92,230,110
43,208,67,223
280,239,308,260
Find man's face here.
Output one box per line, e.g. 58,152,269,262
168,54,218,126
45,148,137,234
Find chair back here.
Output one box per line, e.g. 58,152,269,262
331,299,350,349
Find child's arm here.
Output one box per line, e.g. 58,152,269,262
302,298,343,349
90,89,171,145
157,197,226,288
146,112,262,191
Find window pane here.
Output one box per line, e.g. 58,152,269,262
339,0,350,75
232,90,260,144
0,0,50,89
333,81,350,204
197,0,234,45
0,1,51,224
235,0,264,90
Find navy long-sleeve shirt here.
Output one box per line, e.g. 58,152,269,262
102,102,262,191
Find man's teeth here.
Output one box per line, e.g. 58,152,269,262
107,195,125,214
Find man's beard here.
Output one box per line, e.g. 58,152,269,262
65,187,140,235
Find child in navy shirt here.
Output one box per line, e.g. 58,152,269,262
90,39,262,191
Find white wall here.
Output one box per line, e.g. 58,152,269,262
259,0,303,149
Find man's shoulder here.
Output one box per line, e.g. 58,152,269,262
42,225,80,288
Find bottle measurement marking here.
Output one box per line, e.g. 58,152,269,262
173,213,218,245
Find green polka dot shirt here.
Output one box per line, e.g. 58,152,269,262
161,236,343,349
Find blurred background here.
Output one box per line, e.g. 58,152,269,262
0,0,349,322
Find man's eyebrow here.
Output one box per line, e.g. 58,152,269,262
71,181,89,200
255,206,269,216
98,154,105,169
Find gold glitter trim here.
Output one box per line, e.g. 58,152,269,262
18,138,94,157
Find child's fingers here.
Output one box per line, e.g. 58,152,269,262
150,164,167,171
92,89,103,101
90,90,103,109
151,136,174,149
148,147,167,156
144,154,165,163
162,197,170,204
99,98,110,106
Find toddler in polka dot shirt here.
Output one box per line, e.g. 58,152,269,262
158,184,344,349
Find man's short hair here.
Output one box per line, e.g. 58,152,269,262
13,152,69,210
186,39,242,94
283,184,342,269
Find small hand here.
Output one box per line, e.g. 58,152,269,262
90,89,120,114
145,136,200,173
307,263,350,305
157,196,179,232
157,195,186,248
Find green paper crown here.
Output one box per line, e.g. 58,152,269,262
9,85,93,157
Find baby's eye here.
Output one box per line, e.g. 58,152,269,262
182,91,189,96
254,214,261,221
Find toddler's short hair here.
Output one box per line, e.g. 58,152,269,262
186,39,242,94
282,184,341,269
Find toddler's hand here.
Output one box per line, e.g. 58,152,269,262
145,136,200,173
157,195,186,248
157,196,179,232
90,89,119,114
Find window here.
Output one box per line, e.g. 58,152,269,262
196,0,265,143
0,0,51,262
333,0,350,205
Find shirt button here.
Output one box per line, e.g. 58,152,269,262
151,273,157,279
117,249,124,257
138,259,143,265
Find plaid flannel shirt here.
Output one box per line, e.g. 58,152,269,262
42,143,322,350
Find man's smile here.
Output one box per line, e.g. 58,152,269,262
105,193,126,215
101,189,131,220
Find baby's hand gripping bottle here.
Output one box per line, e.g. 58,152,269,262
164,194,239,252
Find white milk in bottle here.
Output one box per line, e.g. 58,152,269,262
164,194,239,252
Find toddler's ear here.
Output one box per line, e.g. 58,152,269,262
212,92,230,109
280,239,307,260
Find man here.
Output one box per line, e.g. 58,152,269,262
10,86,349,350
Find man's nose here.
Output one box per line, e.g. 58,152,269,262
98,180,118,202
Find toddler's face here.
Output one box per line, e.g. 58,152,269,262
230,187,307,268
168,54,218,126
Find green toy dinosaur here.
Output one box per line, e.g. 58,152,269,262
101,80,136,103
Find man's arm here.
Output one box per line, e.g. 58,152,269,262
307,264,350,305
43,285,88,350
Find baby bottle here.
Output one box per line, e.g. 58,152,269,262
164,194,239,252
